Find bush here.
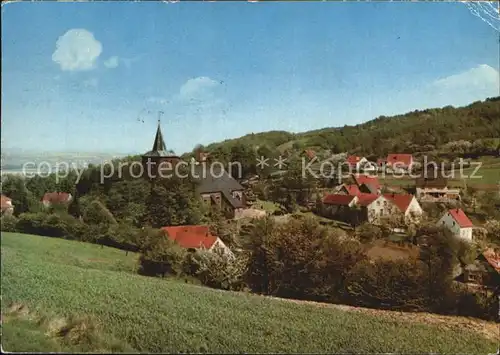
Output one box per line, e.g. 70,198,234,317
0,214,18,232
83,200,117,226
455,287,499,321
185,249,248,291
138,230,187,277
345,258,429,311
15,211,87,240
16,212,47,235
355,223,383,243
245,216,365,302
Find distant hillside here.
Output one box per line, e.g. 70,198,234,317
202,97,500,159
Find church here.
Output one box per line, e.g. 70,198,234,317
142,120,247,219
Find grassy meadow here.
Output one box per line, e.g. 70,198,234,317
1,232,498,353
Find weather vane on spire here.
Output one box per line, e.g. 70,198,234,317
158,110,164,124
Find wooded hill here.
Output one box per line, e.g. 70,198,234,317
195,97,500,161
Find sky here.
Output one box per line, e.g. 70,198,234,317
1,1,499,155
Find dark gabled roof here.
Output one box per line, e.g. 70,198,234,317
192,164,244,193
415,177,448,188
191,164,244,209
222,190,244,209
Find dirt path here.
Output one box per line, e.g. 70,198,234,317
262,295,500,342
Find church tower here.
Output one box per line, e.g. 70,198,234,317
141,118,181,179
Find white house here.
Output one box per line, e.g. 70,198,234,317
383,193,423,224
358,193,423,225
437,208,474,242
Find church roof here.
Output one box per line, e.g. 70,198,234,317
143,120,179,157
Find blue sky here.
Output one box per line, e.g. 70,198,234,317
1,1,499,155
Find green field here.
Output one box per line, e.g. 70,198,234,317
1,232,497,353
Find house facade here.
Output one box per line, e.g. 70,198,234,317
437,209,474,242
0,195,14,215
415,164,460,202
357,193,422,225
383,193,423,224
460,248,500,287
321,194,358,221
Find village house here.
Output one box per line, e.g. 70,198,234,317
352,174,381,194
161,225,234,258
382,193,423,224
458,248,500,288
142,121,247,219
321,194,358,221
1,195,14,216
321,191,422,226
385,153,414,173
415,163,461,202
42,192,72,208
303,149,316,160
345,155,368,171
436,208,474,242
336,184,362,196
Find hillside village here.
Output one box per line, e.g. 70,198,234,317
1,97,499,328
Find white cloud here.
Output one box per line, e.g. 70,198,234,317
52,29,103,71
179,76,219,99
429,64,499,106
83,78,99,88
104,56,119,69
433,64,499,90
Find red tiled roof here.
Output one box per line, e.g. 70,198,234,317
323,194,357,206
304,149,316,159
448,208,474,228
342,184,361,196
161,225,218,249
346,155,362,165
357,194,380,206
386,154,413,167
482,248,500,273
383,193,414,213
42,192,71,203
353,174,381,190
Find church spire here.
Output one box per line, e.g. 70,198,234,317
152,118,166,152
151,111,166,152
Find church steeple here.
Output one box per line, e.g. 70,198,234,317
152,119,166,152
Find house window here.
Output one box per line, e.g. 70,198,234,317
452,221,455,226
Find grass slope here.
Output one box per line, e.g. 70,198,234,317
1,232,497,353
